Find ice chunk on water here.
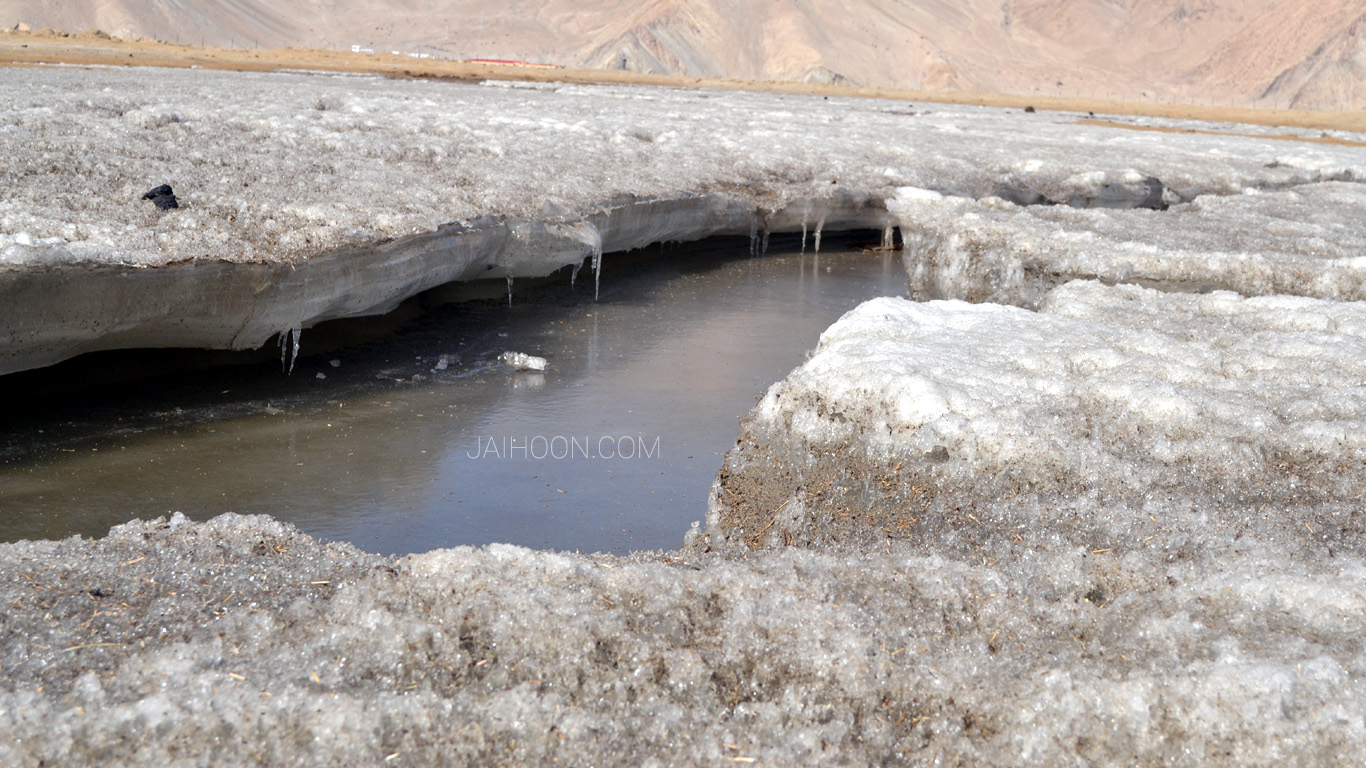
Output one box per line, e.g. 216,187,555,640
498,351,547,371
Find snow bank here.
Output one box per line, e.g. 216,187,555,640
3,66,1364,373
744,283,1366,499
3,512,1364,765
893,182,1366,307
712,282,1366,549
692,281,1366,762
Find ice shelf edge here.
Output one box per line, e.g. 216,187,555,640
0,190,895,376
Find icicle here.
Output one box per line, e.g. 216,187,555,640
748,217,759,256
506,275,514,307
882,223,894,249
590,210,608,301
801,221,808,254
570,262,580,289
761,229,770,256
289,326,301,374
278,326,301,374
814,216,826,254
592,244,603,301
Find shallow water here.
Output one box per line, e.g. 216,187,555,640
0,234,905,554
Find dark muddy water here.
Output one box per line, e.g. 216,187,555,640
0,234,904,554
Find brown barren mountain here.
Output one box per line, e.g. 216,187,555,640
1,0,1363,108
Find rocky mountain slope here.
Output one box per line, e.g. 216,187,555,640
3,1,1363,108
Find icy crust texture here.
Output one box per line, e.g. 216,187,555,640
2,67,1363,269
696,283,1366,762
713,284,1366,547
748,284,1366,501
2,66,1365,372
4,513,1365,766
894,181,1366,308
709,284,1366,674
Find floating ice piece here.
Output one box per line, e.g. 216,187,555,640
498,351,547,371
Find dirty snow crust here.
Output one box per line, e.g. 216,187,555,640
892,182,1366,308
707,279,1366,763
2,66,1362,273
2,66,1365,373
752,283,1366,500
4,513,1364,766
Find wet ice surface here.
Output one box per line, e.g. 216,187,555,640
6,64,1366,764
0,240,906,555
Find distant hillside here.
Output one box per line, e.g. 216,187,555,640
2,0,1362,108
